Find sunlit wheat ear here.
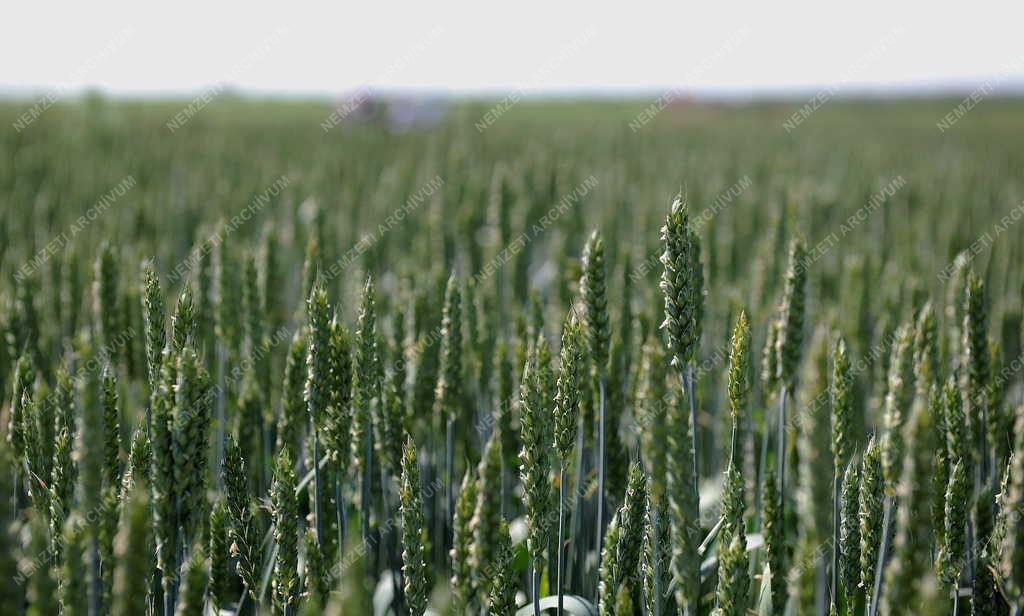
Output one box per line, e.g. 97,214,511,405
858,437,884,594
222,435,260,600
304,526,329,606
659,195,698,369
839,459,861,613
936,459,968,590
929,384,950,552
554,312,584,464
325,313,352,464
599,463,648,612
7,353,34,465
727,310,751,466
271,449,299,615
518,354,552,572
642,489,671,616
487,520,516,616
997,409,1024,604
881,324,914,490
399,437,430,616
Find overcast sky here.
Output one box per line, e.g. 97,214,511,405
4,1,1022,97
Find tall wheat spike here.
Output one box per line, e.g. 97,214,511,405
667,385,700,614
353,276,381,551
451,468,478,614
519,345,552,616
306,281,330,549
400,437,430,616
272,449,299,615
582,229,611,578
599,463,648,613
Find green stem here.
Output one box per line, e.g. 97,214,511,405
533,565,542,616
557,466,566,616
595,375,606,589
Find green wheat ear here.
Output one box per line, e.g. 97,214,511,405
717,464,749,616
727,310,751,466
7,354,34,464
222,435,261,600
839,459,861,613
518,351,552,573
642,489,671,616
937,459,968,589
451,468,478,614
306,281,331,433
470,433,503,598
304,526,329,606
399,437,430,616
278,328,308,456
111,484,151,616
858,437,884,594
174,549,209,616
208,499,230,612
762,469,785,612
60,512,89,615
717,532,750,616
831,336,853,473
582,229,611,372
600,463,648,612
881,324,914,490
554,312,584,463
272,449,299,615
761,319,781,402
997,408,1024,604
775,239,807,387
434,273,464,422
487,519,517,616
638,336,668,499
353,276,381,469
666,386,699,612
660,195,698,368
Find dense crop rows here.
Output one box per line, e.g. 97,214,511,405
0,97,1023,615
